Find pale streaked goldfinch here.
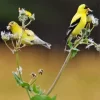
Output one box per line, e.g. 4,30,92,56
7,21,51,49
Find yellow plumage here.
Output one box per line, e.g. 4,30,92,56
66,4,92,39
25,10,32,17
18,8,32,17
7,21,51,49
7,21,35,45
71,13,87,36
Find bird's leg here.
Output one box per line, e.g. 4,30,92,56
77,35,81,39
86,23,90,29
15,39,21,52
90,25,95,32
79,31,83,36
16,33,23,49
18,44,26,49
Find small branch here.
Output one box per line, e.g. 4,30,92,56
90,26,95,32
11,39,15,48
29,74,40,85
4,41,14,53
26,89,31,99
46,51,72,95
29,78,37,85
46,30,87,95
19,44,26,49
22,20,25,28
24,20,32,28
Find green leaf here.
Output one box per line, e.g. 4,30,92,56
30,95,52,100
68,41,73,49
13,72,33,91
21,82,33,91
21,82,30,88
51,96,56,100
33,84,43,95
71,48,79,58
12,72,23,85
83,38,89,44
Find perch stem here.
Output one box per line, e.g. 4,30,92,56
46,51,72,95
24,20,32,28
46,32,85,95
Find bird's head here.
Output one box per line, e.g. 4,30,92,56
7,21,18,30
77,4,92,14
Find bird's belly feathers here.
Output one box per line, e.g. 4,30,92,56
72,16,87,35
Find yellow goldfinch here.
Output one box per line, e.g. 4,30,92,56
7,21,51,49
19,8,32,17
65,4,92,42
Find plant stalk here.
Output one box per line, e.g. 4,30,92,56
24,20,32,28
46,51,72,95
46,31,86,95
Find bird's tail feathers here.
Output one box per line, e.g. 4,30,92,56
65,29,72,41
42,42,51,49
63,30,71,50
34,35,51,49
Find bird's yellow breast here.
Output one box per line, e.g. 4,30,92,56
11,25,22,35
72,14,87,36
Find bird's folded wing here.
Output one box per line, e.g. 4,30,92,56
66,17,81,36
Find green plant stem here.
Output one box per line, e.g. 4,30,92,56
74,36,83,48
15,51,22,80
26,89,31,99
11,39,15,48
46,51,72,95
29,78,37,86
22,20,25,28
24,20,32,28
29,74,40,85
46,31,86,95
4,41,13,52
90,26,95,32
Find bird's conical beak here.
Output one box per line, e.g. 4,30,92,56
88,8,93,12
6,25,11,30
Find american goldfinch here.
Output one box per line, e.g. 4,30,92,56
7,21,51,49
19,8,32,17
65,4,92,42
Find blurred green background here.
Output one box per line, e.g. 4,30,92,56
0,0,100,100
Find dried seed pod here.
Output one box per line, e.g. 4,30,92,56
31,72,37,78
38,69,43,75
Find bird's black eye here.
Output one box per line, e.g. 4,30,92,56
30,40,34,43
27,34,30,36
11,22,14,24
84,5,88,9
